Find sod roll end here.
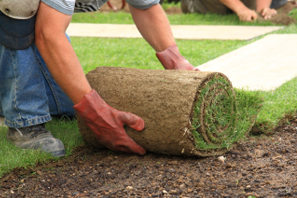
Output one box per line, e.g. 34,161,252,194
77,67,238,157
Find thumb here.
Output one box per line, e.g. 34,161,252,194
194,67,201,71
119,111,145,131
251,12,258,21
114,139,146,155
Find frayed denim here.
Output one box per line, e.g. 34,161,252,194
0,41,75,128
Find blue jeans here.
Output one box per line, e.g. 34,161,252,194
0,42,75,128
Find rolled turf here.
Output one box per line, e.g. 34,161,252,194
77,67,239,156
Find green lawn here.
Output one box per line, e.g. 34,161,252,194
0,7,296,178
72,3,297,26
72,11,281,25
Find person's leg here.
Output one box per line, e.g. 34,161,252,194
0,43,74,157
181,0,230,15
270,0,287,9
0,43,75,125
0,44,52,127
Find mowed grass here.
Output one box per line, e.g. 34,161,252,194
0,119,83,178
0,7,297,178
72,11,279,26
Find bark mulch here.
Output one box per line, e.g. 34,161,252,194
0,118,297,197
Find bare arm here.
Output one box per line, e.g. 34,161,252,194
129,4,175,52
128,4,199,71
35,2,92,104
35,2,146,154
219,0,257,21
256,0,273,12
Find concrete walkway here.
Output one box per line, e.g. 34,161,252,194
198,34,297,91
66,23,283,40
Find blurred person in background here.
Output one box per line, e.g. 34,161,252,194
181,0,287,21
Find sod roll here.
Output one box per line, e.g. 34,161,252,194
77,67,237,157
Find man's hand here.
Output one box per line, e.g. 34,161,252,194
74,90,146,155
236,8,258,21
129,5,199,71
260,8,277,19
256,0,276,20
156,44,200,71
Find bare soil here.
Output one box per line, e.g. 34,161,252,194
0,118,297,197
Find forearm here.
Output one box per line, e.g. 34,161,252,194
256,0,273,12
35,3,92,104
219,0,248,13
35,33,92,104
129,4,175,52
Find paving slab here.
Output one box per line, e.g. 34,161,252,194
66,24,283,40
198,34,297,91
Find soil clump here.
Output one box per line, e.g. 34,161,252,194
258,1,297,25
1,119,297,197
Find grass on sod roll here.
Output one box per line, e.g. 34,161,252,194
191,76,263,151
192,75,238,150
0,11,297,178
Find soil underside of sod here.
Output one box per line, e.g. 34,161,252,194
1,119,297,197
77,68,241,157
100,0,297,25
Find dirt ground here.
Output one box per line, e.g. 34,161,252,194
0,118,297,197
100,0,297,25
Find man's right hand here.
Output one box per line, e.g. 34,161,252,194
74,90,146,155
236,8,258,21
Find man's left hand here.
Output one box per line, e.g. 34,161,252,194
260,8,277,19
156,44,200,71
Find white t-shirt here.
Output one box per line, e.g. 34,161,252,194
41,0,159,15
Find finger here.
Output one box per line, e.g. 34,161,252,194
270,10,277,17
194,67,200,71
246,15,253,22
240,14,246,21
262,8,268,17
114,137,146,155
120,112,145,131
239,15,245,21
245,13,254,22
252,13,258,20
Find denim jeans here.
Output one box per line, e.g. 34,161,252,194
0,42,75,128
